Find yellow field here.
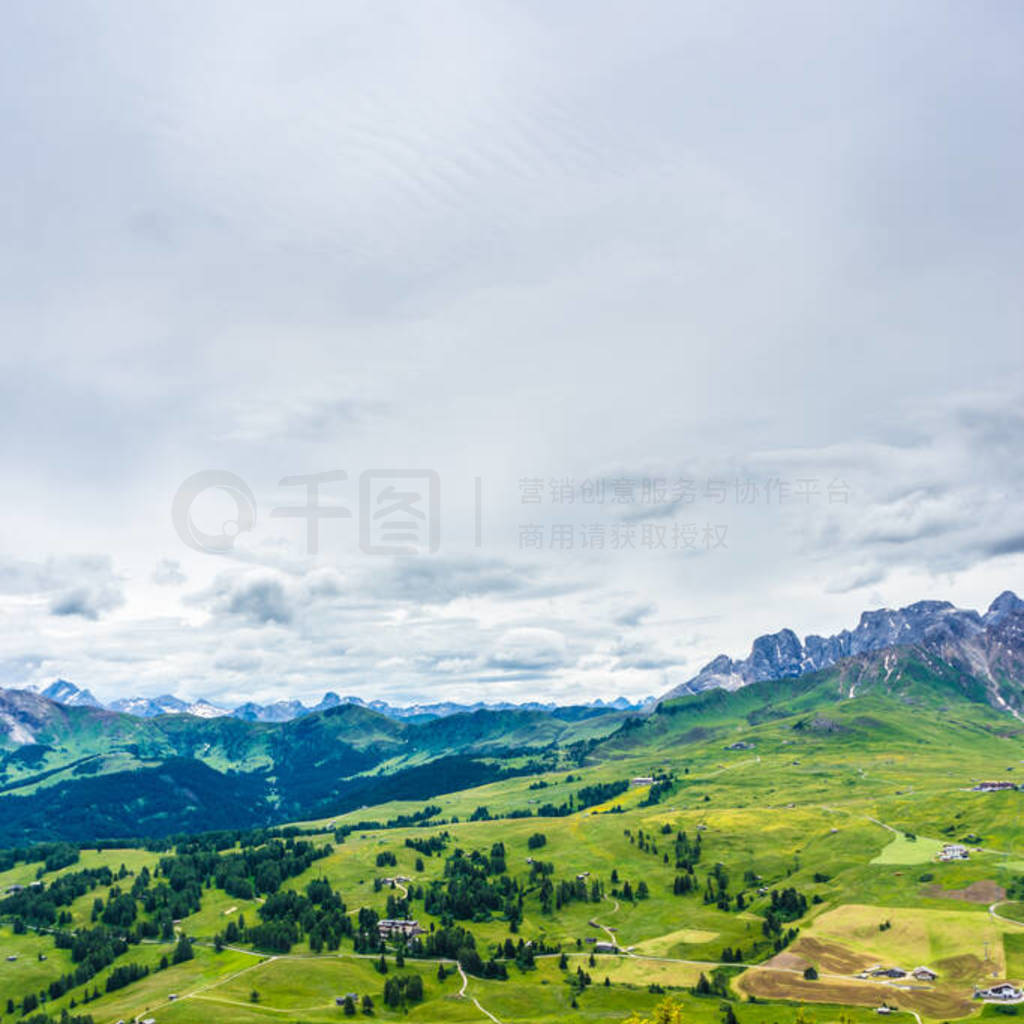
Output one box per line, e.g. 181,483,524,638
803,903,1011,976
568,953,708,987
631,927,722,956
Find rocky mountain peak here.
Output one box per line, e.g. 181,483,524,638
748,629,803,681
40,679,101,708
662,590,1023,703
985,590,1024,625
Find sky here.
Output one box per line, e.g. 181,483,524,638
0,1,1022,708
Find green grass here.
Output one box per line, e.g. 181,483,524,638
998,903,1024,925
871,834,946,865
6,671,1024,1021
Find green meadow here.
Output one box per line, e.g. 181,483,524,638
3,671,1024,1023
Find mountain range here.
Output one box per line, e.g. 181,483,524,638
37,591,1023,722
663,589,1024,707
0,687,634,842
1,589,1022,844
33,681,654,722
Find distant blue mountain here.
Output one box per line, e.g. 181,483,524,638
35,680,655,722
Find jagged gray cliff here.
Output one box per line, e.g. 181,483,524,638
662,590,1024,703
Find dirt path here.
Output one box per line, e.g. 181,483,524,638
457,961,505,1023
120,953,274,1022
588,895,625,949
121,947,504,1023
380,875,410,898
867,816,900,835
185,955,275,998
989,900,1024,927
114,938,943,1024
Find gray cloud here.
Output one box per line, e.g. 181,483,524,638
219,397,386,443
200,576,295,626
984,534,1024,559
0,555,125,621
50,584,124,620
488,627,568,672
361,556,578,606
0,3,1021,705
226,580,292,626
0,556,118,597
612,603,656,628
213,653,263,672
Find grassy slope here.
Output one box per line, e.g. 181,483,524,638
3,662,1024,1022
0,698,628,843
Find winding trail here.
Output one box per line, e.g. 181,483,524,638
380,875,412,898
588,895,625,950
82,937,952,1024
989,900,1024,927
457,961,505,1023
184,955,274,998
117,948,508,1024
867,816,900,835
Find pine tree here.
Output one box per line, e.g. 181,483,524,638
172,935,194,964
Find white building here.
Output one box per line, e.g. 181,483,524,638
976,984,1023,1001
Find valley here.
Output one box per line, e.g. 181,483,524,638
3,641,1024,1024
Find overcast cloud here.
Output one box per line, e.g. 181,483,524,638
0,1,1021,706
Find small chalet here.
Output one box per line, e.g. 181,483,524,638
912,967,938,981
871,967,907,979
976,984,1024,1002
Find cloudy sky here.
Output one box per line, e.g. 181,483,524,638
0,1,1022,707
